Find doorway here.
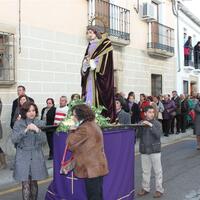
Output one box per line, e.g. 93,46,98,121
190,81,197,96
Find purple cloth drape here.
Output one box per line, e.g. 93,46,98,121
45,128,135,200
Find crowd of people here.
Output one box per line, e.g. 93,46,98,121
116,91,199,139
115,90,200,198
6,85,200,162
0,85,200,199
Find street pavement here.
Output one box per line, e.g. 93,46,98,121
0,136,199,200
0,129,192,191
135,138,200,200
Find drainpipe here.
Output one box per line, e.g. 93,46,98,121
172,0,181,72
176,5,181,72
19,0,21,54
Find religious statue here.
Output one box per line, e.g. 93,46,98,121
81,26,115,122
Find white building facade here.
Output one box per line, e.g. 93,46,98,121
176,1,200,95
0,0,176,154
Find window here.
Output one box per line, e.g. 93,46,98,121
88,0,130,40
183,80,188,95
0,32,15,85
151,74,162,96
152,1,159,21
190,81,197,96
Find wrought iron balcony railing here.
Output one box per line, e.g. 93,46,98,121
88,0,130,42
184,50,200,69
147,21,175,57
184,50,194,67
0,32,15,85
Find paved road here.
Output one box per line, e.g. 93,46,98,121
135,139,200,200
0,139,199,200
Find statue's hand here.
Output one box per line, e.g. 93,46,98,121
85,55,90,61
90,59,96,70
82,59,90,72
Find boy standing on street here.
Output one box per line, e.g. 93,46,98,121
137,106,164,198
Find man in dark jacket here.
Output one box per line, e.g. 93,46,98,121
171,91,181,134
115,98,131,125
10,85,34,129
180,94,189,133
137,106,164,198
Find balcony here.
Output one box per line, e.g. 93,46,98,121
184,50,200,74
88,0,130,46
147,22,174,58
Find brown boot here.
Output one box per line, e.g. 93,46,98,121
0,153,7,169
153,191,163,198
137,189,149,197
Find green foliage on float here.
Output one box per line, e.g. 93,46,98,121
57,99,110,133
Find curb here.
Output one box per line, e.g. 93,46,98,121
0,162,54,193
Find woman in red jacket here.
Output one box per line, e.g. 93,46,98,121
138,94,150,120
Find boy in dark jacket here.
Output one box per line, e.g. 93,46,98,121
137,106,164,198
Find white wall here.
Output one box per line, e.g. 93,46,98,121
176,9,200,95
0,0,176,155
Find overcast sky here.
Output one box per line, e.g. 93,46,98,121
182,0,200,20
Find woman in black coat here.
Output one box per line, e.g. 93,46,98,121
184,36,193,66
194,41,200,69
41,98,56,160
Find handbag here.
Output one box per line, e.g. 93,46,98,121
60,143,76,175
158,112,163,120
189,110,196,121
184,47,190,55
170,111,176,117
